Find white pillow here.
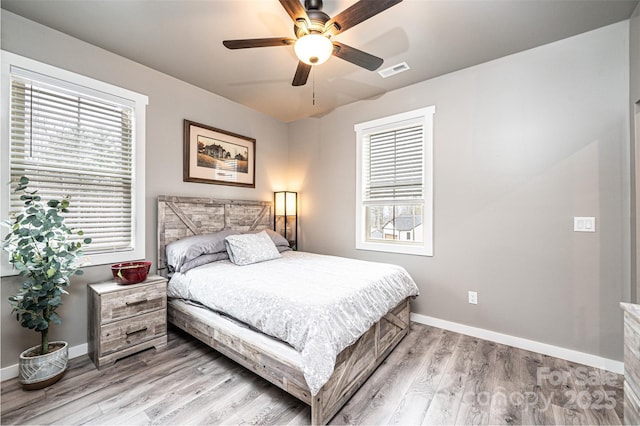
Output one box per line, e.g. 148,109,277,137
224,230,281,266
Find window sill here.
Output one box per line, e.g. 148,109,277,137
356,241,433,257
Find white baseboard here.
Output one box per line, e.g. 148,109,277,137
2,317,624,381
1,343,89,382
411,313,624,375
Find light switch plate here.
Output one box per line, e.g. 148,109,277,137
574,217,596,232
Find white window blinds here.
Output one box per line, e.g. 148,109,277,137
9,71,135,255
364,125,424,201
355,105,434,256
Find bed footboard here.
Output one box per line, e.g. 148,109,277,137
312,298,410,424
168,297,410,425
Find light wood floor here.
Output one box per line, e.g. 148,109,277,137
1,323,624,425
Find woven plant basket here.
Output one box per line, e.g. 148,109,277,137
18,341,68,390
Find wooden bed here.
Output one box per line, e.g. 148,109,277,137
157,195,411,425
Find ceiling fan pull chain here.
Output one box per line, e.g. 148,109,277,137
312,67,316,106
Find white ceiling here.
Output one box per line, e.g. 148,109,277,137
2,0,638,123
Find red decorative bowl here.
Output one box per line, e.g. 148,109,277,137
111,261,151,285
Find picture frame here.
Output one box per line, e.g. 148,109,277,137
183,119,256,188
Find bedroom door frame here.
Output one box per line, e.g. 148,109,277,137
634,100,640,303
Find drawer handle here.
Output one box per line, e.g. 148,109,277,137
126,327,148,336
125,298,148,307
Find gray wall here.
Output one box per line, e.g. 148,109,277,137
289,22,630,361
0,11,289,367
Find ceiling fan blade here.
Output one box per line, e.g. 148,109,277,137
332,41,383,71
223,37,295,49
292,62,312,86
279,0,310,28
325,0,403,36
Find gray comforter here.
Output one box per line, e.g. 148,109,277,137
167,251,419,395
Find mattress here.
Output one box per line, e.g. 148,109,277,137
167,250,419,394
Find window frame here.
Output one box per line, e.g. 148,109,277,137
1,51,148,276
354,106,435,256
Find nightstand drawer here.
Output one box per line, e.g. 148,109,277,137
99,309,167,355
100,283,166,323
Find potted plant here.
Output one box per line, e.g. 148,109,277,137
2,176,91,390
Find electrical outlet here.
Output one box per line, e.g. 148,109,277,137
468,291,478,305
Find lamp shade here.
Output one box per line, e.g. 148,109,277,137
294,34,333,66
274,191,297,216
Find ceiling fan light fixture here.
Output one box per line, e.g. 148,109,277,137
294,34,333,65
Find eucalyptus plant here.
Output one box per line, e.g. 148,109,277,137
2,176,91,355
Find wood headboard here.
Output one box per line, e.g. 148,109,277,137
157,195,273,275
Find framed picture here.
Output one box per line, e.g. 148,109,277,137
183,119,256,188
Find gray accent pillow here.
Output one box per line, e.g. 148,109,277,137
244,228,290,248
180,251,230,273
166,229,240,272
225,230,281,266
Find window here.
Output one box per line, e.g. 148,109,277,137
1,51,148,275
355,106,435,256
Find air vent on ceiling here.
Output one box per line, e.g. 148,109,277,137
378,62,410,78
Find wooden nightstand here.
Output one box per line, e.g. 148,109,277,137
88,275,168,369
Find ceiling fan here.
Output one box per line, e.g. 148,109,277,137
223,0,403,86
